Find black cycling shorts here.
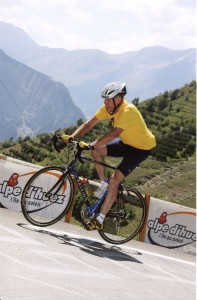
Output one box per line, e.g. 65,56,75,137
106,138,150,177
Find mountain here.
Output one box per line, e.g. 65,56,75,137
0,50,85,140
0,22,196,117
0,21,39,55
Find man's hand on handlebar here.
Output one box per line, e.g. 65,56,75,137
79,141,94,150
62,135,94,150
62,134,74,143
50,132,68,152
51,132,95,152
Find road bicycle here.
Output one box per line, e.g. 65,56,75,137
21,132,146,244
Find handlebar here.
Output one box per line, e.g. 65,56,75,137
50,132,93,153
50,132,116,169
50,132,65,152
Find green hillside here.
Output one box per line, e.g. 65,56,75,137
0,81,196,208
138,80,196,161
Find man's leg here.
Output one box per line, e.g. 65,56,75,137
91,146,108,181
100,169,124,215
87,141,150,230
91,139,124,217
85,168,124,230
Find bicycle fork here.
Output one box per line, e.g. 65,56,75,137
45,172,68,199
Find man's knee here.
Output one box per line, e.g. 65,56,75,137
91,147,107,159
109,170,124,187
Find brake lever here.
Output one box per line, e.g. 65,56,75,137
49,131,62,152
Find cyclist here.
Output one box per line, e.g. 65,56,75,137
63,82,156,230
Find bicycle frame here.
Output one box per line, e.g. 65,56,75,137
46,141,116,216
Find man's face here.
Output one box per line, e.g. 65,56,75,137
104,98,114,114
104,96,122,114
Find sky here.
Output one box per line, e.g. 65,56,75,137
0,0,196,54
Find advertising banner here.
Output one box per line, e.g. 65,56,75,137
0,155,42,211
141,197,196,254
1,154,196,254
0,155,73,222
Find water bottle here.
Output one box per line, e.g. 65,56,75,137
95,180,109,198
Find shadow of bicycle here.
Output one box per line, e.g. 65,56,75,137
17,223,142,264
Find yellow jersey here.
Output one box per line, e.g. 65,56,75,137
95,100,156,150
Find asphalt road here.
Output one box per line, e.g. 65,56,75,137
0,208,196,300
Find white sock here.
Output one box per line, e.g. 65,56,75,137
96,213,105,224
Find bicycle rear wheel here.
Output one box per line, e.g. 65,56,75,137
21,166,74,226
99,188,146,244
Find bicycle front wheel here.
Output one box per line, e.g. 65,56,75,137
99,188,146,244
21,166,74,226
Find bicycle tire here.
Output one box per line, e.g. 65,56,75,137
21,166,74,226
99,188,146,244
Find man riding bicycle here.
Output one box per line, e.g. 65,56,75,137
63,82,156,230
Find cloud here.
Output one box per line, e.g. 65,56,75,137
0,0,196,53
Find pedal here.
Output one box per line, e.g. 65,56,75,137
82,221,91,231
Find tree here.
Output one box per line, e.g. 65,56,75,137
158,98,169,111
132,98,139,106
163,91,169,98
171,89,180,100
146,99,157,112
77,119,84,126
183,140,196,156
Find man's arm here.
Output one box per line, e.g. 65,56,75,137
93,127,123,148
71,116,100,139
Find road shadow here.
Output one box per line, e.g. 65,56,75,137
17,223,142,264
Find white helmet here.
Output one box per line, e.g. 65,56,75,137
101,82,127,99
